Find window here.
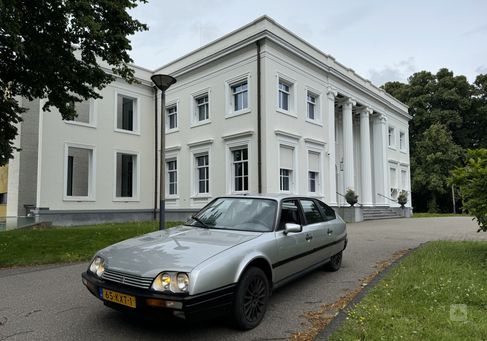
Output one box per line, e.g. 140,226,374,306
280,169,291,191
194,94,209,122
116,153,137,198
167,105,177,130
309,172,317,193
279,145,294,192
399,131,406,151
167,160,177,195
116,94,137,132
308,151,320,193
401,169,407,190
388,126,395,147
279,200,302,230
278,80,290,111
390,167,397,198
307,91,319,120
195,154,209,194
317,200,336,221
0,193,7,204
231,81,248,112
232,148,248,192
65,146,93,198
300,199,324,225
67,100,92,124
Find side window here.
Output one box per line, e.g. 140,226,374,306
300,199,324,225
317,200,336,221
279,200,302,230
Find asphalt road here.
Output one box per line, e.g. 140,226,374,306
1,217,486,341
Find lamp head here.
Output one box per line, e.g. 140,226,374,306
151,74,176,92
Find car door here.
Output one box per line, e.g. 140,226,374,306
273,199,316,283
315,199,347,260
298,199,330,264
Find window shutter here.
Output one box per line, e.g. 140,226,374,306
308,152,320,172
280,146,294,170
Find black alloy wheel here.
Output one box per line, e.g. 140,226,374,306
234,267,270,330
326,251,343,272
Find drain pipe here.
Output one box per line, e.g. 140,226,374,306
153,87,158,220
256,40,262,194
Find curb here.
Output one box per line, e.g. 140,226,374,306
316,243,425,340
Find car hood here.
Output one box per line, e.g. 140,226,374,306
98,225,261,277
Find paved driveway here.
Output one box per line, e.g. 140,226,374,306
1,217,486,341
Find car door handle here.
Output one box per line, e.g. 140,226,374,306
327,228,333,236
305,233,313,242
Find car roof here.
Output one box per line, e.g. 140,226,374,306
219,193,321,203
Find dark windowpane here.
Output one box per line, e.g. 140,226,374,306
121,155,133,197
300,200,323,224
67,156,74,196
122,98,133,131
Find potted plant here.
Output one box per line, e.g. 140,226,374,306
398,190,408,208
345,188,358,207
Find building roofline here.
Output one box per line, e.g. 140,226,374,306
148,15,410,120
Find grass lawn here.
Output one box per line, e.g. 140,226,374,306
329,241,487,340
0,221,182,268
412,213,468,218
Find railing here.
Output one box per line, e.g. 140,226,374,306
377,193,398,204
336,192,363,208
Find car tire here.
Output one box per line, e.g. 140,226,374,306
326,251,343,272
233,267,270,330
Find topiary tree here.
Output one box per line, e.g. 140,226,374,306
345,188,358,207
397,190,408,208
450,149,487,232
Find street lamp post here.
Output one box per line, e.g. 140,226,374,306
151,74,177,230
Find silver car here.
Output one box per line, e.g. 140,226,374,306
82,194,347,330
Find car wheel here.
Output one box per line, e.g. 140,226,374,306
326,251,343,272
233,267,270,330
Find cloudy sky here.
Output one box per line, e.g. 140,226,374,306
128,0,487,86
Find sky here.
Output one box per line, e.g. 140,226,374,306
128,0,487,86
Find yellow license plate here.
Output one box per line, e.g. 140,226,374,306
101,288,136,308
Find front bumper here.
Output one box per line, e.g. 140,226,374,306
81,271,235,318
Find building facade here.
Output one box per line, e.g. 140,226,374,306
4,16,411,226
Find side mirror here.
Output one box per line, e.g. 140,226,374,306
284,223,302,235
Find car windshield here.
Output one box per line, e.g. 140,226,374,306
186,198,277,232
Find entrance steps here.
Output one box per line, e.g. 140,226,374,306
362,207,402,220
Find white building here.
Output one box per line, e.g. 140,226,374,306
3,16,411,226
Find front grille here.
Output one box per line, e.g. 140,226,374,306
102,269,154,289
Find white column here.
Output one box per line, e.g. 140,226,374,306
372,113,389,205
326,88,337,206
342,98,356,192
360,108,373,206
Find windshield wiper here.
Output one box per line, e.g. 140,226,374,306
191,216,211,229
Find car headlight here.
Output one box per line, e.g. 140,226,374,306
89,256,105,277
151,272,190,293
177,273,189,292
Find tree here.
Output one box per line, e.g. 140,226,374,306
0,0,147,165
451,149,487,232
412,123,462,212
382,68,487,212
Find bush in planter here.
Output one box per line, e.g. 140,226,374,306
345,188,358,206
398,190,408,207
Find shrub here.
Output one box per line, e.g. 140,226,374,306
398,190,408,207
345,188,358,206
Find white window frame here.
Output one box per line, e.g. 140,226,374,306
276,73,297,117
225,74,251,118
190,144,212,198
166,100,179,133
225,139,251,194
305,88,322,125
166,155,178,198
113,150,140,202
306,148,323,196
388,125,396,149
191,88,211,127
63,143,96,202
278,139,298,193
399,130,406,152
389,165,398,199
64,98,97,128
114,90,140,135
